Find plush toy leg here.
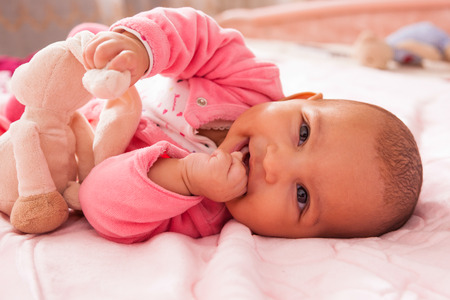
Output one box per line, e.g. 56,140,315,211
9,121,68,233
11,192,69,234
93,86,142,165
63,112,95,210
63,181,81,211
70,111,94,181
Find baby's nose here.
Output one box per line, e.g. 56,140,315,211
263,144,291,184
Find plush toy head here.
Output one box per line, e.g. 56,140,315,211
11,32,94,112
353,31,394,69
11,31,131,109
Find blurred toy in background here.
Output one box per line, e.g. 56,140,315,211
354,22,450,69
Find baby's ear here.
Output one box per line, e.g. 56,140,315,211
280,92,323,101
307,93,323,100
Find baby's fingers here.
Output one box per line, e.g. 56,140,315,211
83,35,104,69
230,151,244,162
108,50,143,86
108,50,133,73
92,40,122,70
83,33,120,70
228,152,248,194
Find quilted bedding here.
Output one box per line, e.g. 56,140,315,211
1,37,450,299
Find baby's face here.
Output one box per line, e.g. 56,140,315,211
219,98,387,238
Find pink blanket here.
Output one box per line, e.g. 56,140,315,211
1,38,450,298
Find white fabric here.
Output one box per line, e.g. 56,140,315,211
137,75,218,154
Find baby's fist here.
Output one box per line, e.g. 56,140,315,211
182,150,248,202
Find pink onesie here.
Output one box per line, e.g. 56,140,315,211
79,7,284,244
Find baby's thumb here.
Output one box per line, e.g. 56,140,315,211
228,151,248,193
230,151,244,162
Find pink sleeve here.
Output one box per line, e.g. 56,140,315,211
0,115,10,135
79,141,205,243
111,7,284,127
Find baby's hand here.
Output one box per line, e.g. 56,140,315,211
83,31,149,87
182,150,248,203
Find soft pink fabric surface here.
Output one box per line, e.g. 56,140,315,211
2,38,450,298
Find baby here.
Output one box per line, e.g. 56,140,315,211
78,7,422,243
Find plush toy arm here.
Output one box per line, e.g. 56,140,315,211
70,111,95,181
10,120,56,196
62,112,95,211
93,85,142,165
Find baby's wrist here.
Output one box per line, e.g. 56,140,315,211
147,157,191,196
179,155,202,197
114,27,152,76
123,31,149,73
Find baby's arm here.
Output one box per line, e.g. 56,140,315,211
147,150,248,203
80,141,234,242
84,7,283,105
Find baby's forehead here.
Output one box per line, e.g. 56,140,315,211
316,99,387,123
319,99,373,109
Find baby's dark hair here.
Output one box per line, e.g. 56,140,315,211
371,104,423,235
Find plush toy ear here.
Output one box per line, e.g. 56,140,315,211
66,30,95,65
355,30,378,44
66,30,131,99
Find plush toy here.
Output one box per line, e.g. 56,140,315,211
0,30,141,234
354,22,450,69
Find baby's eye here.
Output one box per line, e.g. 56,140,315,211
298,124,309,146
297,184,308,209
